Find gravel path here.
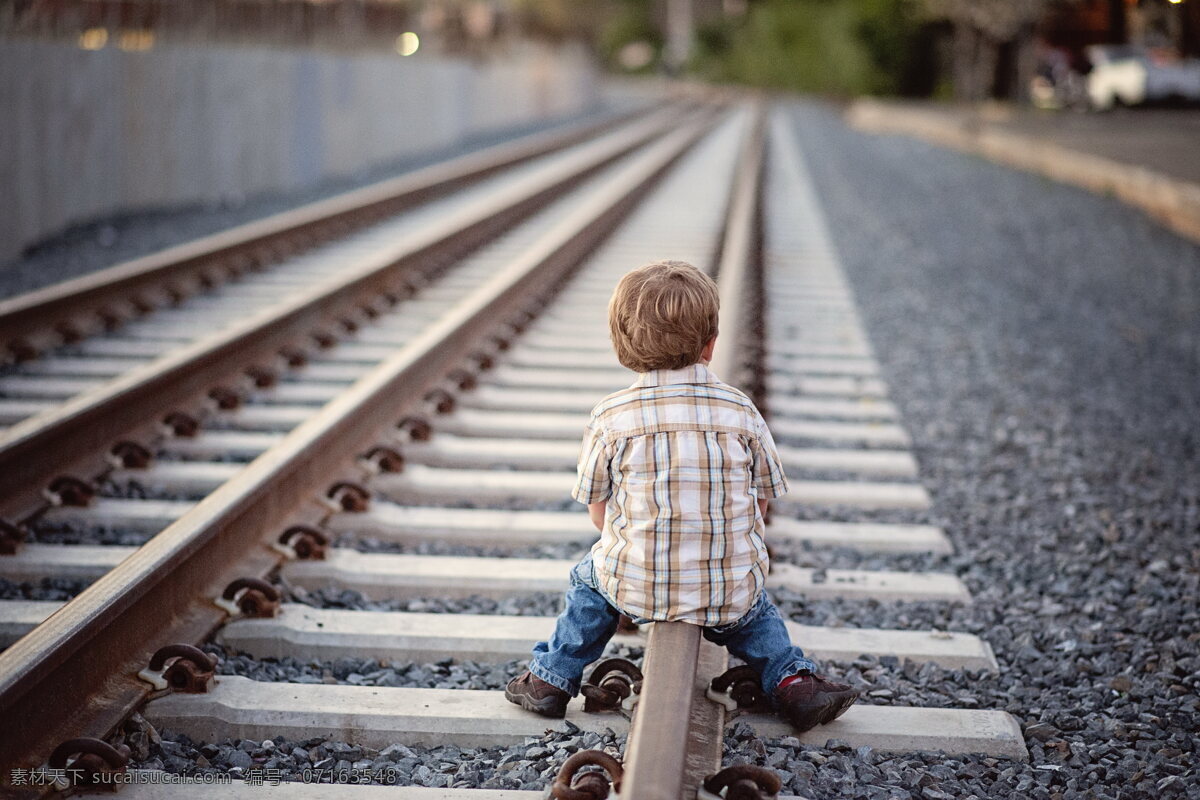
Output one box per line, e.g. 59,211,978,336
0,109,614,300
728,101,1199,800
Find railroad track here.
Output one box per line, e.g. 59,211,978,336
0,100,1027,799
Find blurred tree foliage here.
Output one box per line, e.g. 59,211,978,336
513,0,944,96
690,0,933,96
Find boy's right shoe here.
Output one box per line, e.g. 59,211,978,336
505,670,570,718
774,672,859,733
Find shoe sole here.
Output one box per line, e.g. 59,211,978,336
505,687,568,719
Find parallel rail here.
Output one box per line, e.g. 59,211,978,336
0,100,1030,799
0,108,648,361
0,107,715,782
0,109,685,517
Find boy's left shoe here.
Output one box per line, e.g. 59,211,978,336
505,670,570,718
774,671,859,733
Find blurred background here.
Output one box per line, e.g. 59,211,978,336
2,0,1198,267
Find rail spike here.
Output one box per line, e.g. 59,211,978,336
580,658,643,713
698,765,781,800
43,475,96,507
548,750,623,800
0,519,26,554
215,577,281,618
137,643,217,693
45,738,131,791
273,525,329,560
325,481,371,512
706,665,773,714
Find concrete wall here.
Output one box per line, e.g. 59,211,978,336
0,39,600,262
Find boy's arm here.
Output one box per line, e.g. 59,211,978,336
572,415,613,518
751,413,789,521
588,501,607,531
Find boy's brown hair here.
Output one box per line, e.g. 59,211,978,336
608,260,719,373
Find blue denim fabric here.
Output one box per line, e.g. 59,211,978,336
529,554,621,695
701,589,818,694
529,554,818,696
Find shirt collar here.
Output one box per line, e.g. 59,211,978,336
633,363,719,388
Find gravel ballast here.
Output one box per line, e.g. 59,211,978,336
115,712,625,792
729,101,1199,800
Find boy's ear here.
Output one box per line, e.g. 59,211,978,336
701,336,717,362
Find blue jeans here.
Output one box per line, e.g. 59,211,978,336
529,554,818,696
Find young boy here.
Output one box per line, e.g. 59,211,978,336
505,260,859,732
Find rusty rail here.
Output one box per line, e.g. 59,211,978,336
0,110,717,784
620,99,766,800
0,108,686,520
0,105,651,361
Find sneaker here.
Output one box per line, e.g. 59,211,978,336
505,670,570,718
774,671,859,733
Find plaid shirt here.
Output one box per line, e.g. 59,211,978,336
572,364,789,626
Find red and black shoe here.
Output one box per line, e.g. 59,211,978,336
774,671,859,732
505,670,571,718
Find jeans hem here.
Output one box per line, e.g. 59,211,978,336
766,657,820,694
528,658,578,696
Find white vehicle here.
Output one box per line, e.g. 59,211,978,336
1086,45,1200,109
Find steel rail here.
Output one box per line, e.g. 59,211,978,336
0,112,717,782
0,109,688,519
620,99,766,800
0,104,657,362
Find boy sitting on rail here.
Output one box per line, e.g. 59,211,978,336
505,260,859,732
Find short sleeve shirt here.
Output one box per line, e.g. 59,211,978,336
572,364,788,626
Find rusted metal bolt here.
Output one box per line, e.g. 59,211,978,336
55,321,83,344
581,658,643,713
424,389,456,414
216,577,281,618
706,665,772,714
275,525,328,560
339,317,359,334
139,644,218,693
109,441,153,470
397,416,432,442
7,338,38,363
47,738,131,789
700,765,781,800
360,446,404,475
96,307,124,331
0,519,26,555
43,476,96,507
489,334,511,352
326,481,371,512
278,347,308,368
245,365,277,388
508,309,537,334
162,411,200,438
470,351,495,371
311,330,338,349
447,368,476,391
130,295,155,315
550,750,623,800
208,386,243,410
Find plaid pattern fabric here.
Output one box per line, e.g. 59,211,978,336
572,364,789,625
